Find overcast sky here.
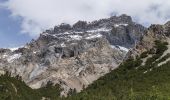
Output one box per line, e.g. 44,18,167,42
0,0,170,48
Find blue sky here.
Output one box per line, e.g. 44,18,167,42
0,3,32,48
1,0,170,48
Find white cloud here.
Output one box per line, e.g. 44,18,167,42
2,0,170,37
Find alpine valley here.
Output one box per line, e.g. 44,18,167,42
1,14,170,100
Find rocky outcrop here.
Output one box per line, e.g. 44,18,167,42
127,22,170,59
0,14,146,95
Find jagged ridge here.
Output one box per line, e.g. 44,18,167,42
0,14,145,95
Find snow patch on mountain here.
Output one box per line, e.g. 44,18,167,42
110,45,129,52
69,35,82,40
114,24,128,27
118,46,129,52
86,28,111,33
7,53,21,63
85,34,102,39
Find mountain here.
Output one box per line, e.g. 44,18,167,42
1,14,170,100
0,14,146,95
64,22,170,100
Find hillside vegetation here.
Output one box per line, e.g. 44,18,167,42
1,40,170,100
0,73,61,100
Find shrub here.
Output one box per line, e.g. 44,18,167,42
140,51,148,58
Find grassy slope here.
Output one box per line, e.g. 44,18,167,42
0,40,170,100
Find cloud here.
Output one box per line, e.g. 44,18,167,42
2,0,170,37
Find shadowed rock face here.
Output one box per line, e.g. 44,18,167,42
0,14,146,94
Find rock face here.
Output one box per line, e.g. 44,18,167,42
0,14,146,94
127,22,170,59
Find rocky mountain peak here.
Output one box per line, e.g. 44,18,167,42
0,14,146,95
46,14,134,35
37,14,145,49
